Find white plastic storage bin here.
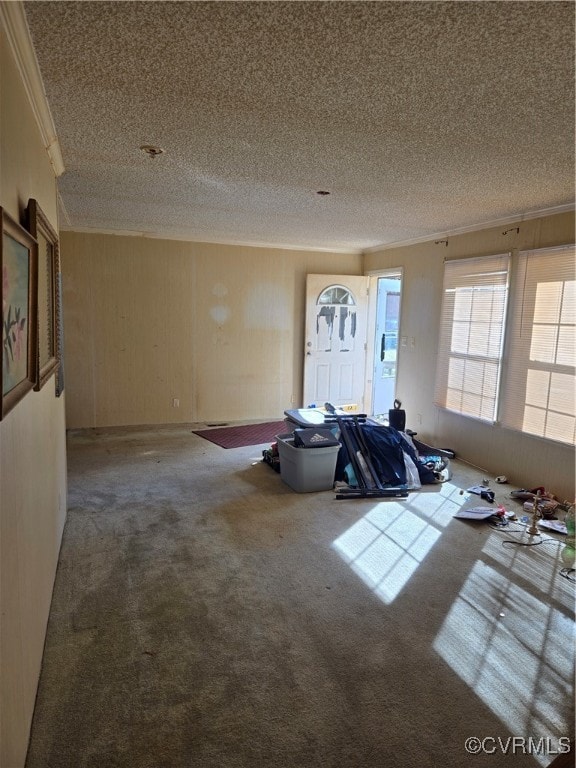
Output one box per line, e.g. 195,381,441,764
276,433,340,493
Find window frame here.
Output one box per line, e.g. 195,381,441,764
498,244,575,446
434,253,511,423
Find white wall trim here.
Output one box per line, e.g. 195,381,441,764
0,1,64,177
53,206,575,258
59,225,363,255
57,189,71,227
362,204,575,254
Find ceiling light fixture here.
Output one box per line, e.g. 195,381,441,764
140,144,164,158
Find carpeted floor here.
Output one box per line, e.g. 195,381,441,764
25,425,575,768
192,420,288,448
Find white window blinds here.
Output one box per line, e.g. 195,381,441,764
500,244,575,445
434,254,510,421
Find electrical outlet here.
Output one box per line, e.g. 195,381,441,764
290,394,296,404
416,413,422,425
172,398,180,408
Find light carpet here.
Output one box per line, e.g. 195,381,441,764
25,425,575,768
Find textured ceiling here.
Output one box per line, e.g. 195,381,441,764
23,1,575,252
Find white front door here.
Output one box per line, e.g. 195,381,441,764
303,274,369,410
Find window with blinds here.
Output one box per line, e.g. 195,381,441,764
434,254,510,421
500,244,575,445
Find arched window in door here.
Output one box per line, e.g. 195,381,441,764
317,286,355,305
316,285,357,351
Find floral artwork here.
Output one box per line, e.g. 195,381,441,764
2,232,30,396
1,208,37,419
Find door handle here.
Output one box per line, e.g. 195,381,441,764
380,333,386,361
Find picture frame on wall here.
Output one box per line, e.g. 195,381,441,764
26,198,60,391
1,208,38,419
55,270,64,397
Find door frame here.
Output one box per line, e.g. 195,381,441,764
364,268,404,417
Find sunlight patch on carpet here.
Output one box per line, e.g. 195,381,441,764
331,501,441,604
433,558,574,766
407,480,465,526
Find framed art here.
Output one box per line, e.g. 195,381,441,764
1,208,38,419
26,198,60,390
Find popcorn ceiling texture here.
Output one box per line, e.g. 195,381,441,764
23,1,575,251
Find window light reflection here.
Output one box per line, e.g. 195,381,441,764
331,501,441,604
408,481,465,527
482,528,573,609
433,560,574,766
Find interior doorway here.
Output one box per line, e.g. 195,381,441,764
371,273,402,419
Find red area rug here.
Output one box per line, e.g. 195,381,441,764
192,421,287,449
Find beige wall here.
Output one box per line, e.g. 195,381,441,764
364,212,575,500
0,23,67,768
60,231,362,427
62,216,575,500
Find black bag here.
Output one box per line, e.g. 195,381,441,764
388,399,406,431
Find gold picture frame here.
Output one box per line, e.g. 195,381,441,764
1,208,38,419
26,199,60,390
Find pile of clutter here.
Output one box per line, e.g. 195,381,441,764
510,486,572,519
262,442,280,473
464,478,574,535
467,477,572,518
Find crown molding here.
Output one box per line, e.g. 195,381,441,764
362,204,575,254
58,225,363,255
0,1,64,177
57,189,71,227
